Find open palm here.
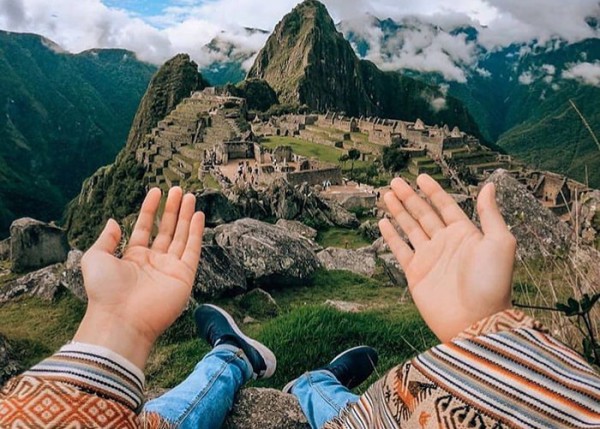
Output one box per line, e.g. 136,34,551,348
380,175,516,342
75,187,205,368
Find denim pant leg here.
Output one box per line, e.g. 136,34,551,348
143,344,252,429
291,370,360,429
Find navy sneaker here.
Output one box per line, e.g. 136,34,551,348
194,304,276,379
283,346,378,393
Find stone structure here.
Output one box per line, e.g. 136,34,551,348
284,167,343,187
9,218,69,274
317,247,377,277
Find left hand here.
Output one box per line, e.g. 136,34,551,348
73,187,205,369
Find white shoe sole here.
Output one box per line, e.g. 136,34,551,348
282,345,373,394
204,304,277,379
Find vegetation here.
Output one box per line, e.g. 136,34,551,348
261,136,345,164
226,79,279,112
317,227,372,249
382,142,410,172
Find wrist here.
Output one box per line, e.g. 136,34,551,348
73,308,154,370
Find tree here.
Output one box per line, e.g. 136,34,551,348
348,149,361,179
382,142,409,172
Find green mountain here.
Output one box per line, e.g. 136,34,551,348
247,0,481,139
0,31,156,237
65,54,208,248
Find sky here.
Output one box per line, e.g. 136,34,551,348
0,0,599,82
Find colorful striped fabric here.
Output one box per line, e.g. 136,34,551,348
325,310,600,429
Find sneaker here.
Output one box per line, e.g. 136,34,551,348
194,304,276,379
283,346,378,394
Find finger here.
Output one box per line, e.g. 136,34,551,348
477,183,509,236
182,211,206,270
168,193,197,258
152,187,183,253
384,190,429,248
391,178,445,237
89,219,122,254
379,218,413,271
417,174,469,225
129,188,162,248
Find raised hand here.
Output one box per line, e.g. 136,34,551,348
73,187,205,369
379,175,516,342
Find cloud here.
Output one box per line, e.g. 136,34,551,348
562,61,600,87
518,71,534,85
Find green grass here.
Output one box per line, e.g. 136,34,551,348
317,227,372,250
261,136,345,164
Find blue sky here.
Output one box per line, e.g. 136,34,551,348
102,0,173,18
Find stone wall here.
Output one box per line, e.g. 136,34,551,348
285,167,343,187
323,192,377,210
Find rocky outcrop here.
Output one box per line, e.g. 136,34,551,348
196,190,242,227
0,334,21,386
485,170,573,259
370,237,390,255
0,263,63,304
276,220,318,240
359,220,381,241
379,253,408,287
194,245,247,298
9,218,69,273
61,250,86,302
215,218,321,286
325,300,365,313
317,247,377,277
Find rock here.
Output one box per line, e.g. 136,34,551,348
0,334,21,385
227,187,270,220
0,264,63,304
485,170,573,259
195,190,241,227
370,237,390,255
10,218,69,273
215,218,321,286
223,388,309,429
194,245,247,298
237,289,279,318
359,220,381,241
378,253,408,287
320,198,360,229
203,228,216,245
61,250,86,302
243,316,258,325
276,219,318,240
317,247,377,277
325,300,365,313
452,194,475,219
0,238,9,261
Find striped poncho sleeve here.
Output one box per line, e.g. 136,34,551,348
325,309,600,429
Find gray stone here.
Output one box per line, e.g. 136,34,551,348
223,388,309,429
194,245,247,298
325,300,365,313
0,263,63,304
485,170,573,259
10,218,69,274
0,238,9,261
359,220,381,241
215,218,321,286
61,250,86,302
0,334,21,386
317,247,377,277
195,190,241,227
378,253,408,287
237,288,280,318
276,219,318,240
243,316,258,325
320,198,360,229
370,237,390,255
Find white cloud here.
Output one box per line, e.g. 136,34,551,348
562,61,600,87
518,71,534,85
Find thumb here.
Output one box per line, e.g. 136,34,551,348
90,219,122,254
477,183,508,236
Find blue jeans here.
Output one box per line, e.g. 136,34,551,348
143,344,252,428
144,348,357,429
291,370,360,429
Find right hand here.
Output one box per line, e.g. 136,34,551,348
379,175,516,342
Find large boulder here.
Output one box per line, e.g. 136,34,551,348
215,218,321,286
317,247,377,277
194,245,247,298
0,263,63,304
485,170,573,259
223,388,309,429
61,250,86,302
195,190,241,227
0,334,21,385
319,198,360,229
276,219,318,240
10,218,69,273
